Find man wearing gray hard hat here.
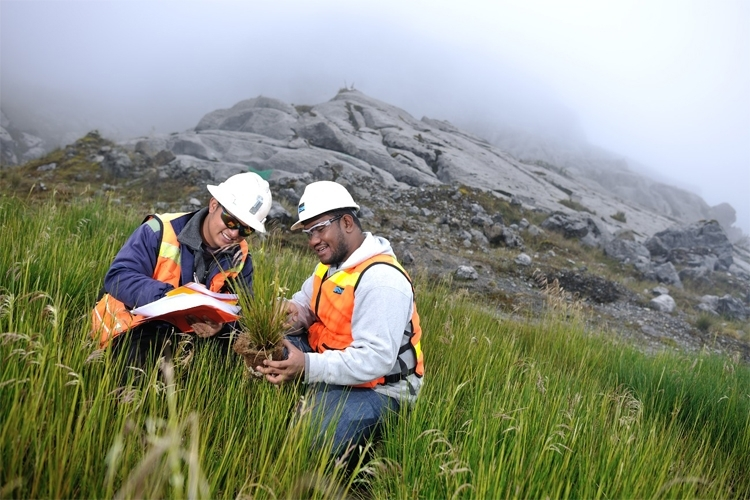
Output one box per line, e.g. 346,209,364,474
257,180,425,465
91,172,272,379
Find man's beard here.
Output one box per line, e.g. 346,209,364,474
322,230,350,267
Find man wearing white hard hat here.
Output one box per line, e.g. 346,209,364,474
91,172,272,377
257,180,424,464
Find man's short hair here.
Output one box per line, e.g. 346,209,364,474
329,208,361,230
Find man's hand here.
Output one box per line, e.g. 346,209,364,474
256,338,304,385
282,300,307,335
283,300,300,327
186,315,223,338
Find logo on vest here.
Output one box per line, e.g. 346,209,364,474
333,286,344,294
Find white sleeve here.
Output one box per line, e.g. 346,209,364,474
289,275,316,328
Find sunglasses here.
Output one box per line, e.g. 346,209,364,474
220,206,254,237
302,214,343,239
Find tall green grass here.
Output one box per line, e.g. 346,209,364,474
1,195,748,499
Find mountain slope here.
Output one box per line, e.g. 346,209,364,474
124,89,737,243
1,114,749,361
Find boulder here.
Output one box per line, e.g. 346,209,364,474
485,224,524,248
266,201,293,229
515,253,532,266
645,220,733,271
541,212,612,248
195,96,298,140
649,294,676,313
455,265,479,280
603,236,651,264
716,295,748,321
654,262,682,288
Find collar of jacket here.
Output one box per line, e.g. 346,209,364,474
176,208,208,252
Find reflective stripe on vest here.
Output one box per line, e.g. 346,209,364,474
307,254,424,388
90,212,248,348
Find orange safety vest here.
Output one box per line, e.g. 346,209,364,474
91,213,248,348
308,254,424,388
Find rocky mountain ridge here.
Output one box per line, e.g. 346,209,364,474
485,127,746,243
120,88,745,244
2,89,749,361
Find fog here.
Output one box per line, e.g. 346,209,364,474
2,0,748,234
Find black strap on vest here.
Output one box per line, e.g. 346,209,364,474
355,262,421,386
382,323,418,384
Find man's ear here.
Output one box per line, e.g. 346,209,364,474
208,197,219,212
342,213,355,231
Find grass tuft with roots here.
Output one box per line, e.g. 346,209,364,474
231,235,302,374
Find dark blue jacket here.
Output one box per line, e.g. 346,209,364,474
103,211,254,310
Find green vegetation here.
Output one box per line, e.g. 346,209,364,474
0,132,204,207
695,312,717,333
680,270,745,300
611,211,627,223
293,104,315,115
232,236,311,368
559,198,596,215
1,196,749,499
436,184,547,228
531,159,570,178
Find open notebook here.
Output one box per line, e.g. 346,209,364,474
131,283,240,333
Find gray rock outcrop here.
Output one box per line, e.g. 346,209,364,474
653,262,682,289
716,295,748,321
603,233,651,264
1,109,47,165
487,127,747,242
540,212,611,248
645,220,733,271
697,294,748,321
121,89,743,245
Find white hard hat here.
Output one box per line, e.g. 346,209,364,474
290,181,360,231
207,172,272,233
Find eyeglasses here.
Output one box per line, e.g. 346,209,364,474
220,206,254,237
302,214,343,239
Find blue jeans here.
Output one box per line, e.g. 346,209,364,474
286,334,400,459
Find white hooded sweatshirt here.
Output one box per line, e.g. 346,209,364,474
289,232,422,404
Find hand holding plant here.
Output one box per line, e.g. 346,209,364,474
231,237,293,375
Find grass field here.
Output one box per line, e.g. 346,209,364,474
1,195,748,499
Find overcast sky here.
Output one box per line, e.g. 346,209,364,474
2,0,749,233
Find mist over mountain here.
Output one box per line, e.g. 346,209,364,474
1,0,747,234
1,54,585,151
